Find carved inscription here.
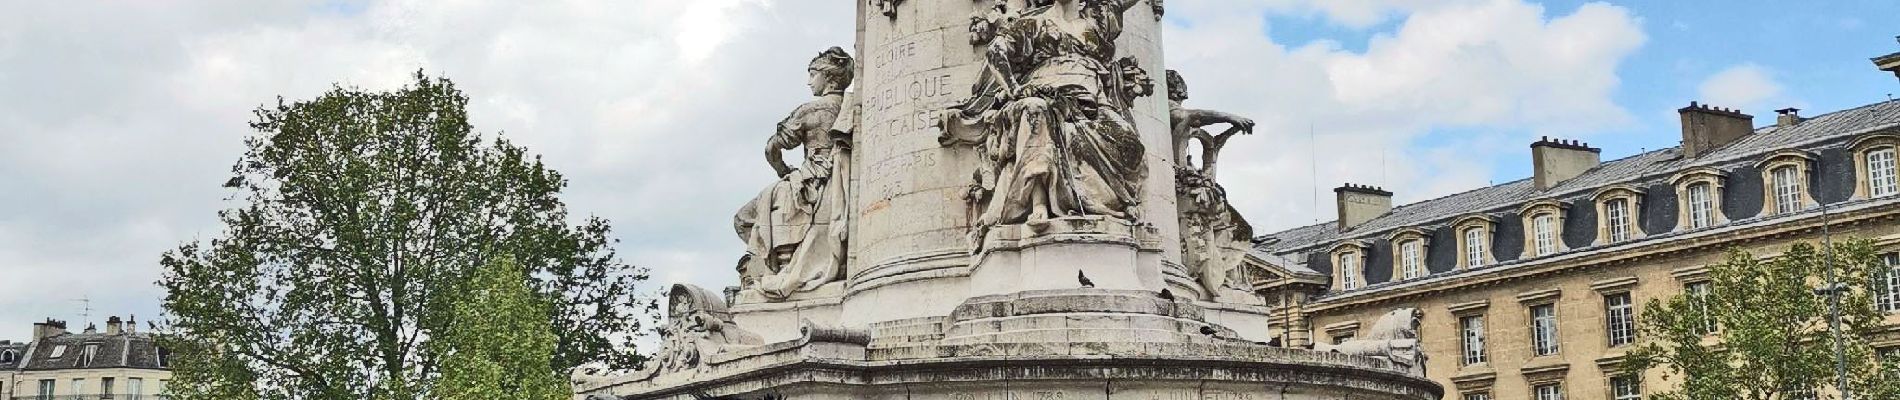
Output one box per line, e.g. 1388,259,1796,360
949,391,1069,400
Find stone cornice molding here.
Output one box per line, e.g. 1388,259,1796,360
1590,277,1640,293
1447,299,1490,315
1516,289,1562,304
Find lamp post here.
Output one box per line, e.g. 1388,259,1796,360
1814,202,1852,399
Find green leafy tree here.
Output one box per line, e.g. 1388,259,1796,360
435,256,569,400
159,72,651,399
1626,240,1900,400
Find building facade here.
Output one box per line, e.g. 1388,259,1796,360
3,317,171,400
1252,58,1900,400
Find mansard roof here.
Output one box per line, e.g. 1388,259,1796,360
19,331,166,371
1257,99,1900,263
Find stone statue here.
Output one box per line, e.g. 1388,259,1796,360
1150,0,1163,20
1168,70,1255,299
733,47,856,300
1167,70,1252,177
872,0,905,18
643,284,764,378
1313,308,1424,370
940,0,1152,247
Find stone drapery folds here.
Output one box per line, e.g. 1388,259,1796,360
1314,308,1426,373
733,47,857,301
940,0,1152,249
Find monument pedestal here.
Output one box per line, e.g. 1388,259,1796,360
968,217,1164,298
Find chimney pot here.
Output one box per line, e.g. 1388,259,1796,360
106,316,123,335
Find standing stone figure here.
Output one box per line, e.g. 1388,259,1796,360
733,47,856,300
940,0,1152,247
1168,70,1255,298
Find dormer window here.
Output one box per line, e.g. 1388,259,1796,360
1389,229,1431,281
1592,185,1646,245
1851,134,1900,199
0,349,16,363
1758,150,1815,215
1330,242,1370,291
1451,215,1497,269
80,344,98,367
1671,167,1728,231
1519,200,1569,257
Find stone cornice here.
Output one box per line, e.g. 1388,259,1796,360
1590,277,1640,293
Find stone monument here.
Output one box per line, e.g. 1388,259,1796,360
576,1,1442,399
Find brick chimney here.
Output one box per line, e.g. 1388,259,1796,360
1335,184,1393,231
1532,137,1602,190
1776,108,1804,128
33,319,68,340
106,316,123,335
1679,102,1755,158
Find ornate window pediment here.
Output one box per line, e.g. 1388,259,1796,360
1670,167,1728,231
1329,241,1371,291
1451,214,1497,270
1518,199,1569,258
1851,133,1900,200
1387,228,1431,281
1756,149,1817,216
1591,184,1647,245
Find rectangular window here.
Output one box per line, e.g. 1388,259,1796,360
1687,183,1713,229
129,378,143,398
1531,304,1560,356
1400,241,1424,280
1773,166,1804,214
1879,253,1900,313
1340,253,1360,290
1687,281,1717,335
1535,383,1566,400
1534,214,1557,256
37,379,53,400
1871,148,1898,197
1606,293,1636,347
1333,333,1354,345
1463,393,1491,400
1460,315,1487,366
1611,375,1641,400
72,379,84,397
102,377,115,399
1606,199,1631,242
1464,228,1486,268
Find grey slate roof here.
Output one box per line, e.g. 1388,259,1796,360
19,331,166,371
1257,99,1900,261
0,341,26,370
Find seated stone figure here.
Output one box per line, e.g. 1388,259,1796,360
733,47,856,300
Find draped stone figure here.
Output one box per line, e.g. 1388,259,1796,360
940,0,1152,247
733,47,856,300
1314,308,1425,373
1169,70,1255,298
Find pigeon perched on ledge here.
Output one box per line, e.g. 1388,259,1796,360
1078,270,1095,288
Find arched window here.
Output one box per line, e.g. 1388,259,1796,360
0,349,16,363
1519,200,1568,258
1671,167,1727,231
1757,150,1814,216
1451,214,1497,269
1330,242,1370,291
1851,134,1900,199
1868,147,1897,197
1592,185,1646,245
1388,228,1431,281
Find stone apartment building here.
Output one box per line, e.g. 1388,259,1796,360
1249,53,1900,400
2,318,171,400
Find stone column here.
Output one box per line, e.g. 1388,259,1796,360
845,0,1177,326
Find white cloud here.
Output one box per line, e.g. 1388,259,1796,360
0,0,1649,339
1166,0,1646,233
1697,64,1784,111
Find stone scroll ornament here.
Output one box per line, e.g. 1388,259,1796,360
639,284,764,379
872,0,905,18
940,0,1154,248
732,47,857,301
1314,308,1426,373
1168,70,1256,299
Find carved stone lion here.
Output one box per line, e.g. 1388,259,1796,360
1313,308,1424,371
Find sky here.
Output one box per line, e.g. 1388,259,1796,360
0,0,1896,340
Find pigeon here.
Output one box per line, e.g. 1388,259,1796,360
1158,288,1176,301
1078,271,1095,288
1199,326,1217,336
1266,337,1283,347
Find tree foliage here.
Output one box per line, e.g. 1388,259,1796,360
435,256,569,400
1626,239,1900,400
159,72,651,399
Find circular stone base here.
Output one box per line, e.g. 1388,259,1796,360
604,355,1441,400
